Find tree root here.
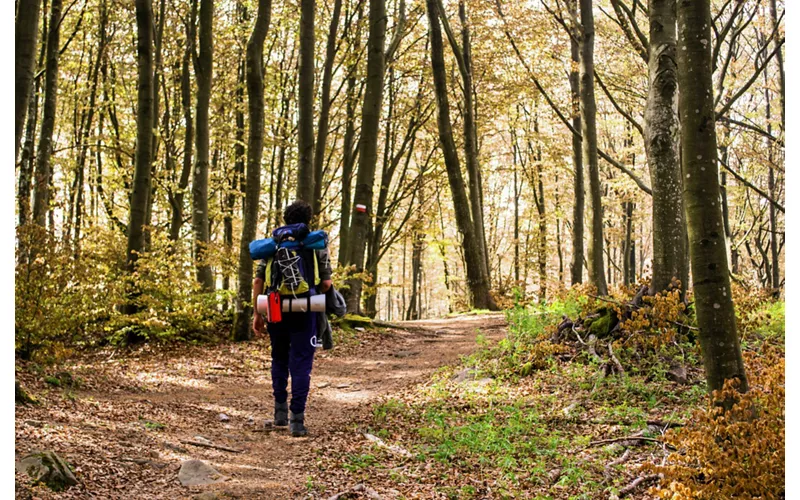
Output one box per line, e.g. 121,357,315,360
618,473,661,497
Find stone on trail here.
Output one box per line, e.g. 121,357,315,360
16,450,78,491
193,435,213,446
451,368,478,383
217,413,230,422
666,365,689,385
178,459,224,487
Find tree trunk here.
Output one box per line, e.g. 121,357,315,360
644,0,686,294
193,0,214,292
337,3,363,267
233,0,271,342
623,201,634,285
123,0,155,319
342,0,387,313
169,31,194,243
578,0,607,295
676,0,746,395
532,112,547,304
457,0,490,278
15,0,41,162
312,0,343,214
31,0,61,228
18,68,40,226
295,0,316,203
406,226,424,320
568,0,584,286
425,0,496,311
225,56,246,296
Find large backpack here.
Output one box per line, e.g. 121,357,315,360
263,223,322,298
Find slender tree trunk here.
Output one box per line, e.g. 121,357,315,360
457,0,490,277
31,0,61,228
513,142,520,285
425,0,496,311
568,0,584,286
765,83,779,296
768,1,783,296
169,32,194,243
15,0,41,162
533,113,547,304
225,57,246,296
769,0,784,135
342,0,387,313
19,69,41,226
312,0,343,214
676,0,746,395
337,3,363,267
623,201,633,285
406,226,423,320
578,0,607,295
192,0,214,292
644,0,686,294
295,0,316,203
233,0,271,342
123,0,155,320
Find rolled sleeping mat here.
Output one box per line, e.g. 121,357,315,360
249,230,330,260
282,294,326,313
256,294,270,314
256,294,326,314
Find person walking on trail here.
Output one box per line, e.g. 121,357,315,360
252,200,333,437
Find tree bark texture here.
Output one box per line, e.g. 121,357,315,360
124,0,155,314
193,0,214,291
578,0,607,295
312,0,342,215
569,0,584,286
233,0,271,342
295,0,316,204
644,0,686,294
15,0,41,163
426,0,496,311
342,0,387,313
32,0,61,227
676,0,747,394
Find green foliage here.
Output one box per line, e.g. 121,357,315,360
16,225,230,363
464,299,578,379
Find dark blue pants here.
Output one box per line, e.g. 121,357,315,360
267,310,318,414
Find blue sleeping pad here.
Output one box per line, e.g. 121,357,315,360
249,230,329,261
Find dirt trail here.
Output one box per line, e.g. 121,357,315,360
15,314,507,499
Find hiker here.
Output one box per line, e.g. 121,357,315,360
252,200,333,437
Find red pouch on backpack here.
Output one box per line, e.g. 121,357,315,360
267,291,282,323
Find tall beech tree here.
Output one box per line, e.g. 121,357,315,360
342,0,387,313
312,0,343,215
192,0,214,292
124,0,155,316
426,0,496,310
568,0,583,286
643,0,687,295
31,0,61,228
295,0,316,203
578,0,607,296
15,0,41,163
677,0,747,394
233,0,272,342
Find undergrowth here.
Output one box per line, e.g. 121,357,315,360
319,285,785,499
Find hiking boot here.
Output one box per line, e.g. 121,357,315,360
289,411,308,437
274,401,288,427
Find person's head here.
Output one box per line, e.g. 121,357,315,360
284,200,313,225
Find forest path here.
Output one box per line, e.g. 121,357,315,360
15,313,508,499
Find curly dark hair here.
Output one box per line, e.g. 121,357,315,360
283,200,313,225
